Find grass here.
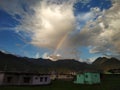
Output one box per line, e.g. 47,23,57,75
0,74,120,90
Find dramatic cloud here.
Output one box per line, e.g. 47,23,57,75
77,0,120,58
29,1,75,49
0,0,91,60
0,0,119,60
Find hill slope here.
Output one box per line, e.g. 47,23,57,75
0,51,120,73
92,57,120,72
0,51,91,73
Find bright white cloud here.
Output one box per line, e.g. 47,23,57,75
0,0,119,60
29,1,75,48
0,0,83,60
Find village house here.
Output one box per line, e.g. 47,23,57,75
57,74,74,80
50,71,75,80
74,72,101,84
50,74,74,80
0,71,51,85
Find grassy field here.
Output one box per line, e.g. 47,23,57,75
0,74,120,90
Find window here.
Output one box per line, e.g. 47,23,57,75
95,74,98,77
35,77,38,79
45,77,48,82
85,75,88,78
6,77,12,83
23,77,31,83
40,77,43,82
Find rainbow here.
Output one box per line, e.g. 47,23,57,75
54,33,68,54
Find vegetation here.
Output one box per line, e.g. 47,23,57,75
0,74,120,90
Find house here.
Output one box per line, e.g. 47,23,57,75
74,72,100,84
0,71,51,85
57,74,74,80
50,71,74,80
50,74,74,80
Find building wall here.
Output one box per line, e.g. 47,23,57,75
32,75,51,85
0,73,51,85
18,75,33,85
0,73,4,85
74,74,84,84
84,73,100,84
91,73,100,84
3,74,20,85
74,73,101,84
57,74,73,80
84,73,93,84
50,74,56,80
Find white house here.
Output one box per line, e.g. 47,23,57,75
0,71,51,85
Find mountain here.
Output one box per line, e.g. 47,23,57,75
0,51,120,73
0,51,92,73
92,57,120,72
0,51,35,71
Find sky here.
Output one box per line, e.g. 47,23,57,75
0,0,120,63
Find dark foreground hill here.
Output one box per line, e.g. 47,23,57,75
0,51,120,73
0,51,92,73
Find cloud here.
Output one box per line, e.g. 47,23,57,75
35,52,40,59
0,0,120,60
17,0,90,60
29,1,75,49
0,0,80,60
77,1,120,58
64,1,120,59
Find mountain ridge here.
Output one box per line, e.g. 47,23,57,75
0,51,120,73
92,57,120,72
